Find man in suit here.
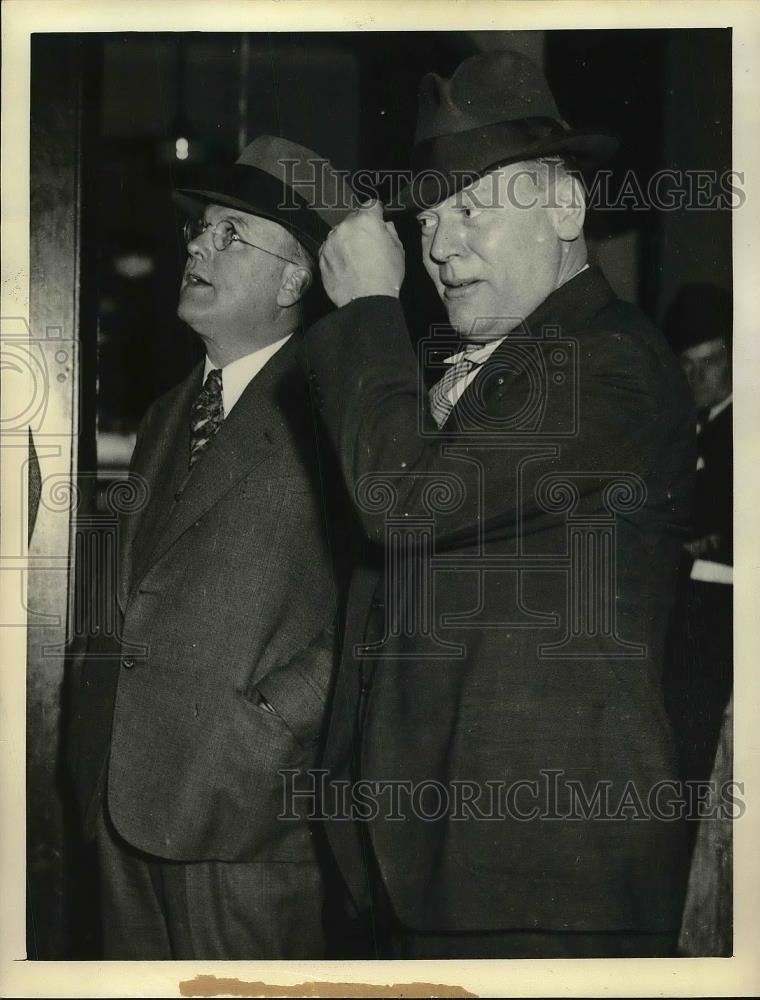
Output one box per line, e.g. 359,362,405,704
664,284,733,792
664,286,733,958
67,135,356,959
303,52,695,957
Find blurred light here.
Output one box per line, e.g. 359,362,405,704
113,253,155,279
158,138,206,164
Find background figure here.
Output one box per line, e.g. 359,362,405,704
664,283,733,791
66,137,354,959
662,283,733,957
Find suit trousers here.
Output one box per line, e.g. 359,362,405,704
95,805,326,960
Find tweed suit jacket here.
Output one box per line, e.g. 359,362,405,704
302,268,696,934
67,334,345,862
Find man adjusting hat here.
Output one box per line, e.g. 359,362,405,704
306,51,695,957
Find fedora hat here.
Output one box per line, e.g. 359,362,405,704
173,135,358,255
399,50,619,209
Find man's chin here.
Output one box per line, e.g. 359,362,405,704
445,302,477,337
446,309,505,342
446,306,523,342
177,299,204,327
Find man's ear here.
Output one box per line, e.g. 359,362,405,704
277,265,313,308
549,173,586,242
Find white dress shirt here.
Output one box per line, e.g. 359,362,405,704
203,334,292,417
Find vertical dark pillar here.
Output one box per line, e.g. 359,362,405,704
28,33,100,959
656,29,732,323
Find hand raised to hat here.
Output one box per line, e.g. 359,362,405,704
319,200,405,309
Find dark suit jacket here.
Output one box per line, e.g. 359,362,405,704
302,268,696,934
68,335,345,862
693,402,732,566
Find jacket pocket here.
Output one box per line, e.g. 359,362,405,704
241,677,323,750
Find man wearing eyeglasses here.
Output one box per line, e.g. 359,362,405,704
67,136,357,959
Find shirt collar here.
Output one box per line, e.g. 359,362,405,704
203,334,292,416
707,393,732,423
443,338,505,367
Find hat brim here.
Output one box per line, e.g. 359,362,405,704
395,123,619,211
172,164,328,255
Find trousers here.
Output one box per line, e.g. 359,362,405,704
94,805,326,959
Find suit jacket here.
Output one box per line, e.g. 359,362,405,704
302,268,696,934
67,335,346,862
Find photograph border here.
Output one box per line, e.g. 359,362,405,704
2,1,759,996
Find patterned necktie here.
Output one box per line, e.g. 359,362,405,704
189,368,224,468
428,343,484,428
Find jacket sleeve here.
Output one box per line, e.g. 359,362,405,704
302,295,686,548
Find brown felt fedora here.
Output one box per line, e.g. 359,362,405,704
173,135,358,255
399,50,619,209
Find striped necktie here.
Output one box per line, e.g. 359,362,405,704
428,343,484,428
189,368,224,467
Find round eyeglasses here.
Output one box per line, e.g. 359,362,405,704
183,217,300,265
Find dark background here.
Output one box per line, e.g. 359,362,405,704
28,28,732,959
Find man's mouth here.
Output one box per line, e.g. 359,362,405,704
442,278,481,300
184,272,212,288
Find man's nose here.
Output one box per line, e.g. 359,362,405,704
186,225,215,258
428,219,464,264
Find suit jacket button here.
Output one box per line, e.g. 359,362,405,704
121,656,135,670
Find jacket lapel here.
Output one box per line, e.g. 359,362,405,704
120,364,201,606
128,337,299,593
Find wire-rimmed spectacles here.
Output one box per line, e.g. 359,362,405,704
183,217,300,265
